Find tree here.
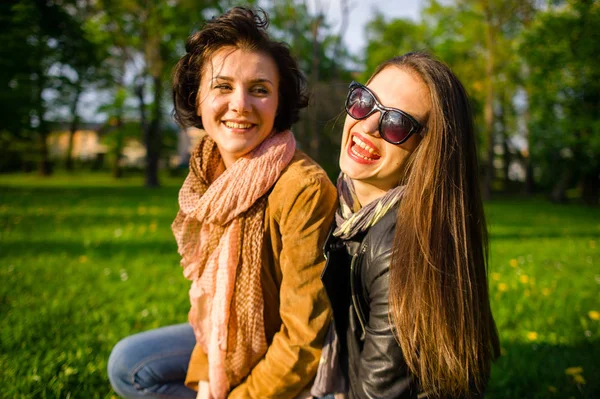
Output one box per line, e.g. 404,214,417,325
266,0,353,172
60,3,112,170
362,12,427,81
100,0,216,187
520,0,600,204
0,0,100,175
0,1,37,172
365,0,538,197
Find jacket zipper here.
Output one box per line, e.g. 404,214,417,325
350,243,368,340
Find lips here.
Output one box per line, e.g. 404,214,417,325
348,133,381,162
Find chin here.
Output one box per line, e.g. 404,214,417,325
341,167,368,182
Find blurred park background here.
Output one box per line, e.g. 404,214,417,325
0,0,598,398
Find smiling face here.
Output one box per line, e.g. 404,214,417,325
197,47,280,168
339,65,431,204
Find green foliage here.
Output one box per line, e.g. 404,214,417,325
361,13,427,81
0,1,36,137
359,0,598,201
0,0,113,173
1,175,599,398
264,0,353,170
266,0,352,81
520,0,600,191
1,0,597,199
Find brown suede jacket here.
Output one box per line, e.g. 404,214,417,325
184,149,337,398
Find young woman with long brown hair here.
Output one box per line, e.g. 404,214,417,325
313,52,500,399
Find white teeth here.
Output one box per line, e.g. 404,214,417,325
225,121,252,129
351,135,378,155
351,146,376,160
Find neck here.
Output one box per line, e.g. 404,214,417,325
352,179,391,207
221,154,235,169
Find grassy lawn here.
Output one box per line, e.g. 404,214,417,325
1,173,598,398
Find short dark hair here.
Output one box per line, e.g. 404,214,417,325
172,7,308,132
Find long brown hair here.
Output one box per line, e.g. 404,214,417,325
379,52,500,397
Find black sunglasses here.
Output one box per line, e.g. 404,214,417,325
345,81,425,145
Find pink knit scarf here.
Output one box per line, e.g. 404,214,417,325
172,130,296,398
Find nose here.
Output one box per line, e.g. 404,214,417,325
230,89,250,114
360,112,381,137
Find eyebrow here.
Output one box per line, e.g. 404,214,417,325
211,76,275,86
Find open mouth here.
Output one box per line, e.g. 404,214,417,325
224,121,255,129
350,134,381,161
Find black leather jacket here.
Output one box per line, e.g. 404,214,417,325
321,208,488,399
321,209,418,399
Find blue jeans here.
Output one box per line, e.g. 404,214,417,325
107,323,197,399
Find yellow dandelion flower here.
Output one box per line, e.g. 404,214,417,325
547,386,557,393
491,272,501,281
565,366,583,375
498,283,509,292
573,374,586,384
527,331,538,341
509,259,518,268
542,288,551,296
79,255,88,263
589,310,600,321
149,222,158,232
520,275,529,284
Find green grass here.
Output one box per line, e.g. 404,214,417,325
1,173,599,399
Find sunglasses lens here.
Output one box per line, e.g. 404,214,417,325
382,111,413,143
347,87,374,119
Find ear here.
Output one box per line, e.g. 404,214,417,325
195,89,202,117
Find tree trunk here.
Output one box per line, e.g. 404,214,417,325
518,4,536,196
145,76,162,188
65,85,82,171
37,123,52,176
308,15,323,162
35,66,51,176
581,169,599,206
331,0,349,81
482,1,495,200
499,91,510,190
524,155,535,194
135,75,148,134
523,98,535,195
112,115,124,179
549,167,571,203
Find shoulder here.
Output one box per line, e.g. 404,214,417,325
364,206,398,261
269,149,337,213
275,149,333,188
